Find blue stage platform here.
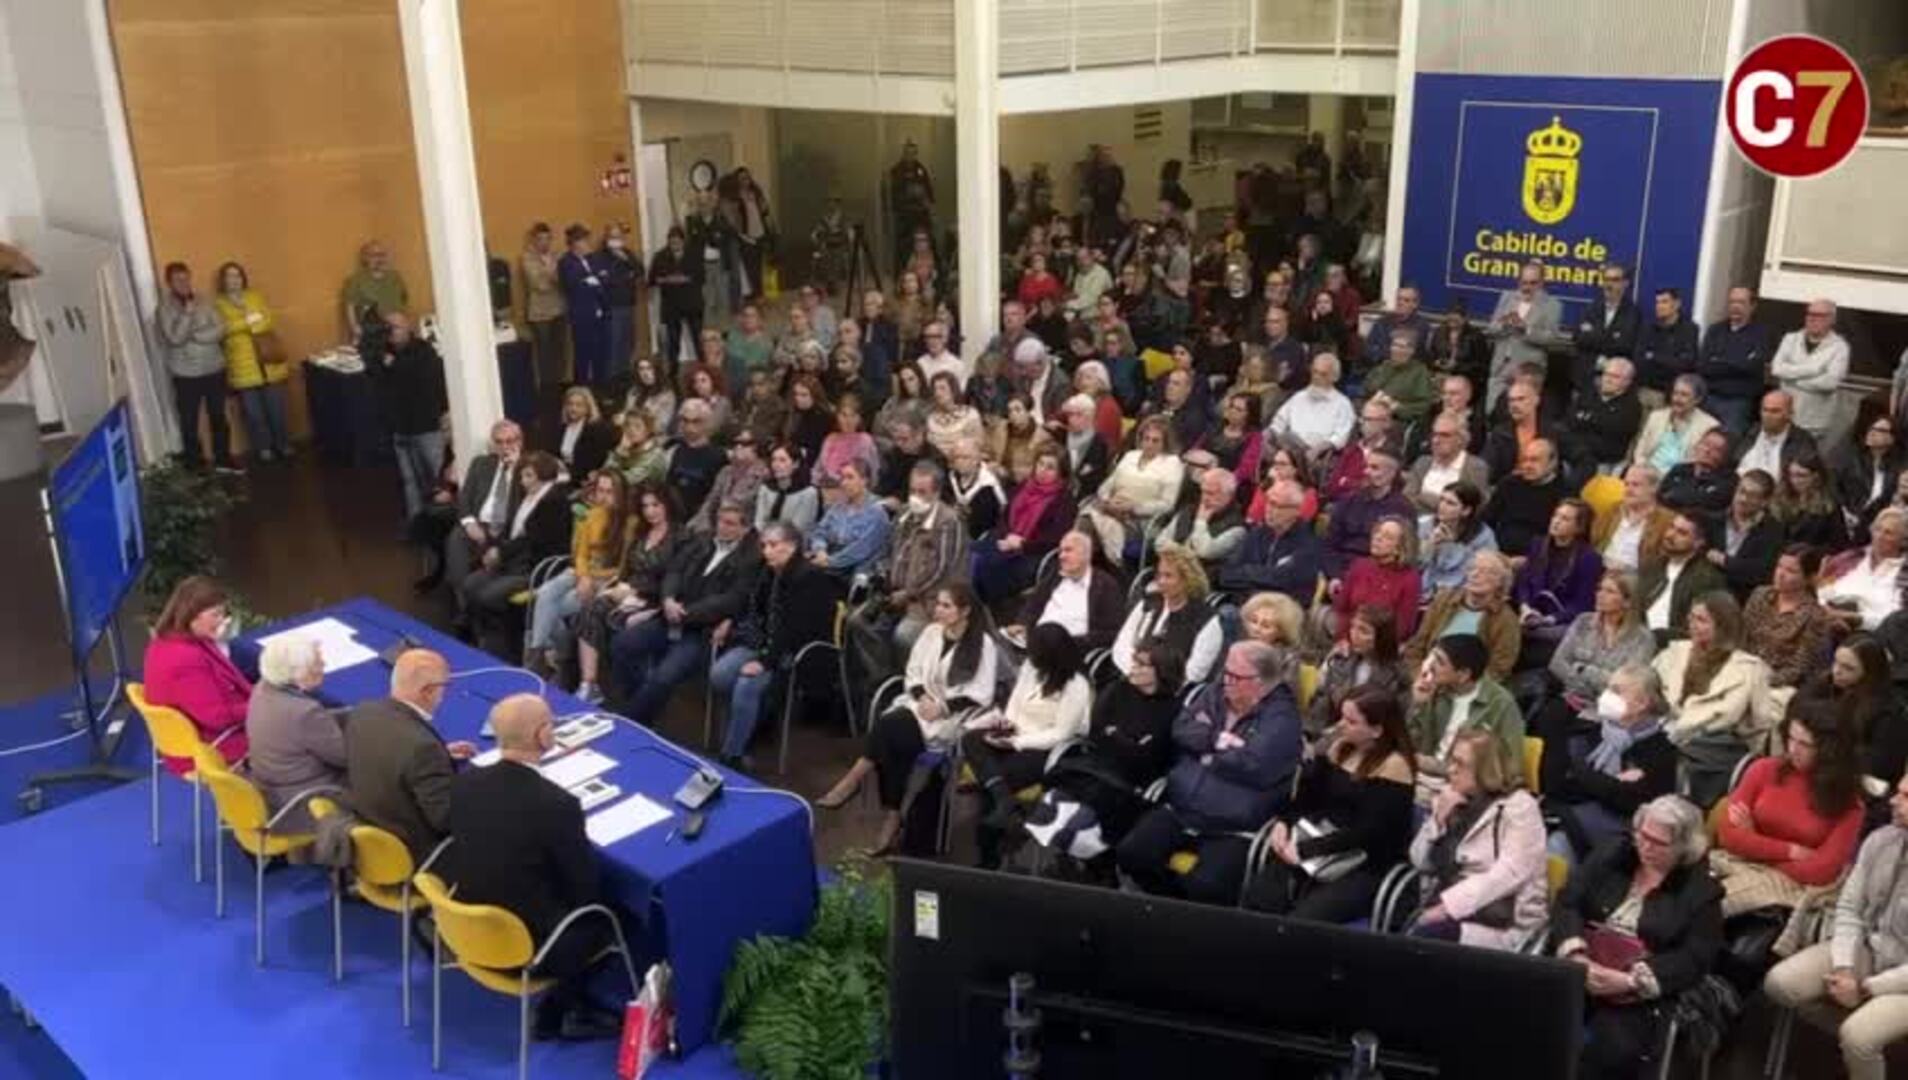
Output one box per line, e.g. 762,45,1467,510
0,687,746,1079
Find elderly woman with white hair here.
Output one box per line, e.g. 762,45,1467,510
1553,794,1725,1080
1818,505,1908,631
244,635,347,831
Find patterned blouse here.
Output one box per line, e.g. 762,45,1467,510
1742,586,1835,689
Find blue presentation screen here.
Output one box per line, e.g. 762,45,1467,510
49,401,144,664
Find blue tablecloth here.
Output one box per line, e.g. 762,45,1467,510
231,598,818,1052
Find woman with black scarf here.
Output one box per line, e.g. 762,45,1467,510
752,442,819,536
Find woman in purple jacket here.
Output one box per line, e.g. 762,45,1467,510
1512,498,1603,671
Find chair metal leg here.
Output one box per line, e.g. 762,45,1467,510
254,833,268,966
331,869,343,982
518,974,531,1080
779,686,795,776
401,883,414,1027
431,926,443,1071
150,751,160,846
1657,1015,1680,1080
214,823,226,918
191,778,204,883
1763,1007,1795,1078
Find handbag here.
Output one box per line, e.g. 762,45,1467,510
1295,818,1367,883
253,328,287,368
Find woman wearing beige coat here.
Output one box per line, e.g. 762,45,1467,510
1651,590,1779,804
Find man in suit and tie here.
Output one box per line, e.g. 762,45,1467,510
1485,259,1563,410
440,694,629,1042
610,501,762,726
463,450,574,658
444,419,526,618
344,648,474,860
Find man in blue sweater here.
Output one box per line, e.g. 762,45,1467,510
1696,285,1772,435
1216,480,1321,605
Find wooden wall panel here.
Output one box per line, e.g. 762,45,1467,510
110,0,633,448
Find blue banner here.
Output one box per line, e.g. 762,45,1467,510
1400,74,1721,320
49,401,144,664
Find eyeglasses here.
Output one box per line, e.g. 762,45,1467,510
1221,669,1258,684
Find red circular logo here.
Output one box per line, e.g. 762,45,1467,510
1726,35,1868,178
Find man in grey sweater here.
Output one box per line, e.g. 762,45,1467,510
156,261,238,473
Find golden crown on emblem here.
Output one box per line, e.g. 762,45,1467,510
1526,117,1582,158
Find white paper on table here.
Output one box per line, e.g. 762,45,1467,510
585,793,672,847
538,747,617,789
257,617,380,672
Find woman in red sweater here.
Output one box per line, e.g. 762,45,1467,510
142,575,253,776
1712,701,1865,916
1015,251,1064,310
1323,515,1420,645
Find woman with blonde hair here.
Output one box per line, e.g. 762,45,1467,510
1078,415,1186,561
1110,547,1223,683
1651,590,1777,805
1405,727,1548,950
214,261,292,462
555,385,615,479
1240,591,1305,651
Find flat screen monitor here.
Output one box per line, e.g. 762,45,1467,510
48,399,144,664
889,859,1582,1079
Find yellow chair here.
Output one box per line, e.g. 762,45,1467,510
193,743,336,966
311,798,427,1025
413,869,640,1079
1546,853,1570,902
1523,736,1545,795
127,682,226,883
1297,664,1320,714
1580,474,1624,523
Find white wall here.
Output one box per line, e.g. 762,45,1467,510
3,0,121,241
998,101,1193,215
0,2,44,242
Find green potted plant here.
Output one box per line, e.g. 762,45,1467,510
720,855,891,1079
138,461,250,617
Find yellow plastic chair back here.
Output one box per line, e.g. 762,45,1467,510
1167,851,1200,876
413,872,550,995
1297,664,1320,713
1580,474,1624,523
1546,853,1570,902
1523,736,1544,795
128,683,208,765
195,744,313,856
312,796,420,911
1140,347,1175,382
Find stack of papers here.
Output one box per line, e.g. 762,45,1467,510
255,617,379,672
538,748,617,789
585,793,672,847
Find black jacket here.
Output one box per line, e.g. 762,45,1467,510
1704,513,1784,599
647,247,703,316
1659,464,1736,523
738,559,844,668
1482,473,1568,557
1730,425,1820,480
1834,451,1903,537
498,484,574,573
1483,416,1575,484
661,530,761,629
456,454,523,530
1063,434,1113,499
1552,837,1724,1001
1020,565,1126,652
371,339,449,437
1217,523,1322,604
1573,296,1642,367
1566,389,1644,468
598,247,643,307
560,420,617,479
440,759,599,943
1551,729,1677,818
1635,317,1701,394
342,697,455,861
1636,555,1727,639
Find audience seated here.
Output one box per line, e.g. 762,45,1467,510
144,575,252,774
986,394,1056,487
1404,411,1490,517
343,648,470,860
1079,415,1185,562
244,634,345,831
1008,530,1124,653
1483,378,1570,485
818,583,1001,855
1244,687,1415,923
1742,546,1833,695
1239,590,1307,653
1404,728,1547,948
1311,604,1410,738
946,438,1006,541
1055,393,1114,498
1711,702,1864,919
574,484,685,704
1321,446,1413,579
1322,397,1399,506
667,399,727,520
1110,548,1222,683
1022,641,1187,881
443,420,527,619
1406,633,1523,805
1417,480,1496,602
851,460,968,674
710,522,845,765
813,392,879,490
1652,591,1776,805
1735,390,1819,483
1704,468,1783,600
690,429,769,535
1593,465,1672,575
1796,635,1908,803
1194,390,1266,492
554,386,615,481
1326,515,1419,643
1217,479,1322,606
1243,443,1322,525
962,623,1092,868
528,470,629,675
1403,373,1486,464
972,447,1077,605
1833,413,1902,539
1773,450,1848,552
1818,506,1908,632
1362,326,1435,427
1638,512,1727,642
606,410,667,489
1156,467,1246,572
1555,795,1723,1080
1658,428,1737,521
439,694,626,1042
807,461,891,582
1629,374,1718,475
1761,770,1908,1080
461,451,572,658
1544,661,1679,865
1543,570,1657,711
1116,641,1303,905
1267,353,1356,469
1512,498,1603,666
1406,553,1521,681
1565,358,1643,476
609,503,759,729
1481,437,1568,558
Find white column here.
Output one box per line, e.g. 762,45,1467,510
1379,0,1422,306
396,0,501,467
954,0,1001,360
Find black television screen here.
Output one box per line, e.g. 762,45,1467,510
889,860,1583,1079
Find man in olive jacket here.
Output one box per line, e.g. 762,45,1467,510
1407,634,1523,807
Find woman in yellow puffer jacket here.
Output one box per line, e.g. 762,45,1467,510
214,261,292,462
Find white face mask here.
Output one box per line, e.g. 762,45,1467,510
906,494,933,516
607,237,626,251
1595,689,1628,723
215,615,237,643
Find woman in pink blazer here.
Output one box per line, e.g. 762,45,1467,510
143,576,251,776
